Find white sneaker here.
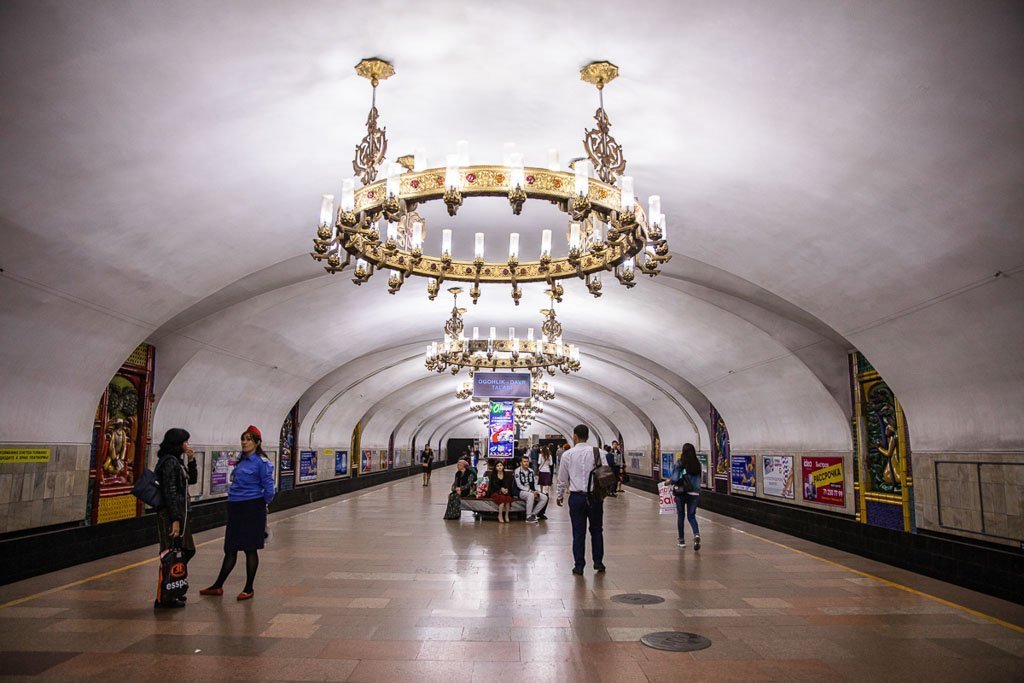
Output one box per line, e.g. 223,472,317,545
677,540,686,548
526,515,537,523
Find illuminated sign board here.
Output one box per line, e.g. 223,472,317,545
473,372,531,399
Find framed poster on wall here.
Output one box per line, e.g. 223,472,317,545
696,453,709,488
299,450,317,482
661,452,675,479
802,456,845,506
210,451,239,495
335,450,348,476
361,450,372,473
379,449,387,470
763,455,795,499
731,454,756,494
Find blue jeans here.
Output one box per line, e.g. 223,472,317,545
675,494,699,541
568,492,604,569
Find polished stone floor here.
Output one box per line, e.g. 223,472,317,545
1,467,1022,681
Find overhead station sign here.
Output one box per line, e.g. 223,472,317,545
473,372,531,399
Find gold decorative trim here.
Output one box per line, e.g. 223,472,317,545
355,58,395,85
580,61,619,88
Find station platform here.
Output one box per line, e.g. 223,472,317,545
1,466,1022,681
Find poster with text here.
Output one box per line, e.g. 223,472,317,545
299,450,317,482
802,456,845,506
661,452,675,479
731,454,756,494
210,450,239,495
335,450,348,476
627,451,642,473
361,449,372,473
696,453,710,489
487,400,515,458
763,455,795,499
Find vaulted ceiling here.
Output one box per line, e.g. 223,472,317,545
2,1,1021,454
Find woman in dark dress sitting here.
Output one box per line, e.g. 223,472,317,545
452,459,476,496
489,460,515,523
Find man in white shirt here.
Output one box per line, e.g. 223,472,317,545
514,456,548,522
556,424,605,575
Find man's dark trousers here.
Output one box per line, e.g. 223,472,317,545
568,491,604,569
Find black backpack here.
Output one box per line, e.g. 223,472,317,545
588,447,616,500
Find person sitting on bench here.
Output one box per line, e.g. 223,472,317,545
514,456,548,522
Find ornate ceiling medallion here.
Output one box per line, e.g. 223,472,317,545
312,59,672,304
425,289,581,377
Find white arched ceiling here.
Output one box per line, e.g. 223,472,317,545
2,2,1021,456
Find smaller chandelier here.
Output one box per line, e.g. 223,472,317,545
425,288,581,377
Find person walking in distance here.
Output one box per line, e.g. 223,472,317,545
556,424,605,575
420,444,435,486
665,443,702,550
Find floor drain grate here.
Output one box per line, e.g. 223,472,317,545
610,593,665,605
640,631,712,652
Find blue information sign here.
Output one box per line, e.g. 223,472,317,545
487,400,516,458
474,372,531,399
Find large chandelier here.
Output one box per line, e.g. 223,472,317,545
312,58,671,304
425,288,580,376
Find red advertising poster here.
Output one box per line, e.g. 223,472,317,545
801,456,845,506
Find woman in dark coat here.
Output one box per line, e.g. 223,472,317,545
154,427,198,609
201,425,275,601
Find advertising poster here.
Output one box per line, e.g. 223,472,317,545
379,450,388,470
335,450,348,476
661,452,675,479
299,450,317,482
210,450,239,495
361,449,372,473
487,400,515,458
802,456,845,506
628,451,642,472
696,453,709,489
731,454,756,494
763,455,795,499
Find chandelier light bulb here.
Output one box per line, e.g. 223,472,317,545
528,328,535,342
620,176,634,212
623,257,635,274
474,232,485,259
456,140,470,166
445,154,460,190
509,326,516,341
509,232,520,259
503,142,516,167
411,221,424,249
442,229,452,257
648,195,661,221
594,219,605,242
472,326,479,340
319,194,334,227
574,159,591,197
541,229,552,257
386,220,398,241
509,152,525,189
489,326,496,341
385,162,402,197
356,257,368,271
569,222,581,250
547,148,560,171
414,148,427,172
659,214,667,239
340,179,355,211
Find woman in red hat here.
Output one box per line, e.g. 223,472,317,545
200,425,275,600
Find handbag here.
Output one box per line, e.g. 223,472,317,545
672,475,695,497
156,538,189,604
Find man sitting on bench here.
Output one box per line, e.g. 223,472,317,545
514,456,548,523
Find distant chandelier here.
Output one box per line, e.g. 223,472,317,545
312,58,671,304
425,288,581,377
